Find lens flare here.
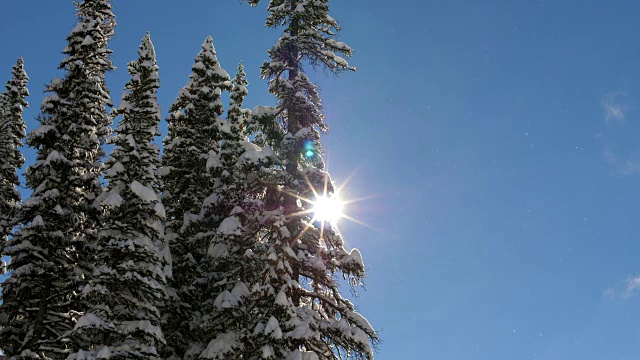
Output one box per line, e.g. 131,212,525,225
303,140,316,158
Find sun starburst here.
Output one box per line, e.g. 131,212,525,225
280,167,377,242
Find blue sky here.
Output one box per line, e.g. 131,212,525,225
2,1,640,359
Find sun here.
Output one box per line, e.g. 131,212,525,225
311,194,344,224
280,167,378,240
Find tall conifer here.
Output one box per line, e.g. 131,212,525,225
160,36,231,359
241,1,379,358
198,64,277,359
0,1,115,357
67,33,168,360
0,57,28,250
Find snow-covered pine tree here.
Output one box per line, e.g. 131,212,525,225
160,36,232,359
0,57,28,252
197,64,278,359
242,1,379,359
0,1,115,357
67,33,169,360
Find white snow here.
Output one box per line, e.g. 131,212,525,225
288,320,314,340
208,243,228,257
45,150,65,165
96,346,111,359
275,290,288,306
217,216,242,235
153,202,166,218
107,162,125,177
31,124,55,136
348,310,376,335
125,134,136,147
334,55,349,67
214,290,239,308
129,180,158,202
81,35,95,46
193,61,206,70
261,345,275,358
288,350,320,360
238,143,274,165
206,150,222,170
118,99,131,111
157,166,171,177
202,193,219,209
74,313,112,331
101,191,124,208
264,316,283,339
251,105,276,118
343,248,364,267
31,215,44,227
200,332,241,359
231,282,250,299
119,320,164,341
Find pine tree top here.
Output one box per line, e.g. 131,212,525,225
4,57,30,106
0,57,29,240
62,0,115,74
164,35,231,159
227,62,250,137
0,57,29,148
113,32,161,136
169,36,230,116
250,0,354,72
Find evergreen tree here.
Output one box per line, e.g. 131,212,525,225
160,36,231,359
0,57,28,251
197,64,277,359
240,1,379,358
0,1,115,357
67,33,169,360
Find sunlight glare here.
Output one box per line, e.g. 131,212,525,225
312,194,344,224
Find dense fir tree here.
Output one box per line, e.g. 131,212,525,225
0,57,28,252
241,1,380,359
67,33,169,360
197,64,278,359
160,36,232,359
0,1,115,357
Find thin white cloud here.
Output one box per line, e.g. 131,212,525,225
603,146,640,176
602,92,628,123
605,276,640,300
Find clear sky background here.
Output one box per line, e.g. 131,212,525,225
2,1,640,359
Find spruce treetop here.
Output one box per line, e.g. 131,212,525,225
112,32,162,142
168,35,230,127
0,57,28,243
162,35,232,229
0,56,29,175
63,0,115,75
227,63,251,138
252,0,354,72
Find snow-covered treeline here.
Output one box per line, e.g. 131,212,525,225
0,1,378,359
